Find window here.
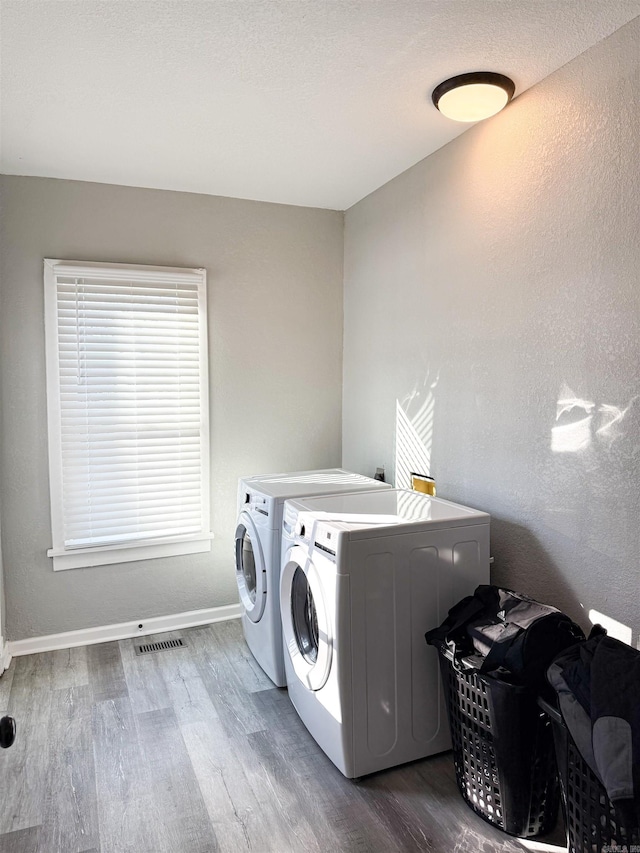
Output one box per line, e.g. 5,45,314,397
44,260,211,571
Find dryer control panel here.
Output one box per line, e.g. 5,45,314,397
311,523,338,558
291,511,339,559
244,491,269,517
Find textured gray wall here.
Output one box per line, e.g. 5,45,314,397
0,177,343,641
343,18,640,643
0,526,5,650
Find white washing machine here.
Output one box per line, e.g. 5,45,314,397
235,469,391,687
280,488,490,777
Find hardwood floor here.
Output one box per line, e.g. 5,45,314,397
0,620,565,852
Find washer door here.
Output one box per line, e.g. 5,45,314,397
235,512,267,623
280,545,332,691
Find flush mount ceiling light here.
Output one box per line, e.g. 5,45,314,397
432,72,515,122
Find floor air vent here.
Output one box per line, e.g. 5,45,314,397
134,638,186,656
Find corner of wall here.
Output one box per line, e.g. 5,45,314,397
0,639,11,676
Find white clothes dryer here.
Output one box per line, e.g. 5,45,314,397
280,488,490,777
235,469,391,687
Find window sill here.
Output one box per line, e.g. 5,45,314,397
47,533,214,571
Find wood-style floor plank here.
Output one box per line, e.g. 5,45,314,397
189,626,272,736
87,641,128,703
8,650,53,695
359,757,525,853
92,696,163,853
180,718,256,852
0,654,53,834
134,707,219,852
0,661,15,716
0,620,547,853
0,826,41,853
181,711,298,853
152,640,219,726
39,685,99,853
206,619,276,693
118,638,171,715
251,687,407,853
51,646,89,691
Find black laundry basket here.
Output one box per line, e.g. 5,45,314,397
436,644,559,838
539,697,640,853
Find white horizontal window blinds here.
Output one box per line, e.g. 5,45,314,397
46,263,209,552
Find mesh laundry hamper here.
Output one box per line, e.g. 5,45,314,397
437,645,559,838
539,698,640,853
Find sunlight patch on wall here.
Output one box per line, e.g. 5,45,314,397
395,376,437,489
519,838,567,853
588,609,632,646
551,383,636,454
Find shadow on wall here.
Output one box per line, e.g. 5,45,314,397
489,517,585,628
490,517,636,648
395,373,439,489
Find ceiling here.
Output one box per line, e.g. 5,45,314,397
2,1,639,210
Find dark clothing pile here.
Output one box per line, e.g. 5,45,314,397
425,584,584,690
548,631,640,829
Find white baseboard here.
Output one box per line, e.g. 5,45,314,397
0,638,11,674
7,603,242,657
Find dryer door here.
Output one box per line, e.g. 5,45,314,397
280,544,332,691
235,512,267,622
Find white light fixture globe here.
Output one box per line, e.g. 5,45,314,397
432,72,515,122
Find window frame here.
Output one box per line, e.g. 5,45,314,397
44,259,213,571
